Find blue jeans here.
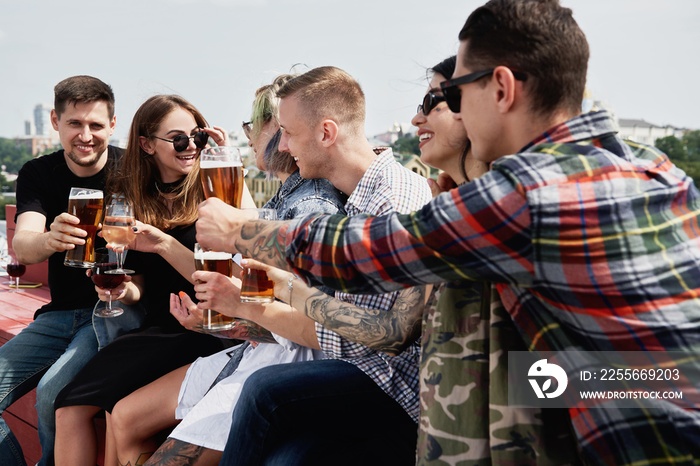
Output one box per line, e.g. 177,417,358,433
0,308,98,466
220,359,418,466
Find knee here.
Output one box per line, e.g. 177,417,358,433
55,405,100,432
54,406,79,431
111,398,138,442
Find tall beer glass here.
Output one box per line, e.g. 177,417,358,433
64,187,104,268
200,147,244,208
194,243,236,332
240,209,277,303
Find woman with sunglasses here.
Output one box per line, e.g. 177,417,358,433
82,76,347,466
412,55,487,190
53,95,237,466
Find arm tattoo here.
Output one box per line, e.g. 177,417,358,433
236,221,289,270
303,286,426,356
143,438,205,466
216,318,278,344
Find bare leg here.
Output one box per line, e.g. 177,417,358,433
144,438,222,466
104,411,118,466
54,404,102,466
112,364,191,466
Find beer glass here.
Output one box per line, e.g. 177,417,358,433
64,187,104,268
102,194,136,275
200,147,244,208
194,242,236,332
240,209,277,303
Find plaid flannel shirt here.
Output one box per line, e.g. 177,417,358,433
315,148,432,422
283,111,700,464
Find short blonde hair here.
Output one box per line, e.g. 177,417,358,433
277,66,365,133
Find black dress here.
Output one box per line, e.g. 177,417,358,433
54,223,231,412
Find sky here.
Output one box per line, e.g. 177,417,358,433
1,0,699,143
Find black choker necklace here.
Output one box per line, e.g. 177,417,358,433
155,178,184,194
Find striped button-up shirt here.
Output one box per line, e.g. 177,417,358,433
282,111,700,464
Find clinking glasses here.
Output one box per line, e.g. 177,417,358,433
440,69,527,113
152,130,209,152
417,92,446,116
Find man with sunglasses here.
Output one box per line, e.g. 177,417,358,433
197,1,700,464
2,75,125,465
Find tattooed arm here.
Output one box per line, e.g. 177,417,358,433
196,198,289,270
240,259,427,356
302,285,426,356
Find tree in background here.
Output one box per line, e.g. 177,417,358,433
0,138,35,173
655,135,687,162
683,130,700,159
392,134,420,156
656,130,700,187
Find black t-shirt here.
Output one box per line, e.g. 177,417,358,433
124,223,197,331
15,146,123,317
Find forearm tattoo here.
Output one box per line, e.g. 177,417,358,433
304,286,425,356
236,221,288,270
216,318,278,344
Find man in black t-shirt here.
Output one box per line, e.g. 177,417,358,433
0,76,121,466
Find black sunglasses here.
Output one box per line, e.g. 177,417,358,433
242,121,252,139
440,69,527,113
417,92,446,116
152,130,209,152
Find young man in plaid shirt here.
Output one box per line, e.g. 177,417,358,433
193,66,432,465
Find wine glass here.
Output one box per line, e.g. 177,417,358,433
91,248,125,318
102,194,136,275
6,251,26,293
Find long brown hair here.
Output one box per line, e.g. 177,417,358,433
107,95,207,231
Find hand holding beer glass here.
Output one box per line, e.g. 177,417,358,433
199,146,244,331
194,243,236,332
240,208,277,303
64,187,104,268
102,194,136,275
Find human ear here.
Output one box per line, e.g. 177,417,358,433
50,109,60,131
492,66,518,114
319,119,339,147
139,136,155,155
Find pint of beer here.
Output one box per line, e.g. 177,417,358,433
64,187,104,268
200,147,244,208
240,209,277,303
194,243,236,332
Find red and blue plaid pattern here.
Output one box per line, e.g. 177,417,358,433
282,111,700,464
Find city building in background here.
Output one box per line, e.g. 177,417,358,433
16,103,60,156
617,119,688,146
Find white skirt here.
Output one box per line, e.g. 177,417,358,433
170,337,326,451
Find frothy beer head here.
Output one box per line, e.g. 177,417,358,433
200,147,244,208
199,160,242,170
69,189,104,200
194,249,233,276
